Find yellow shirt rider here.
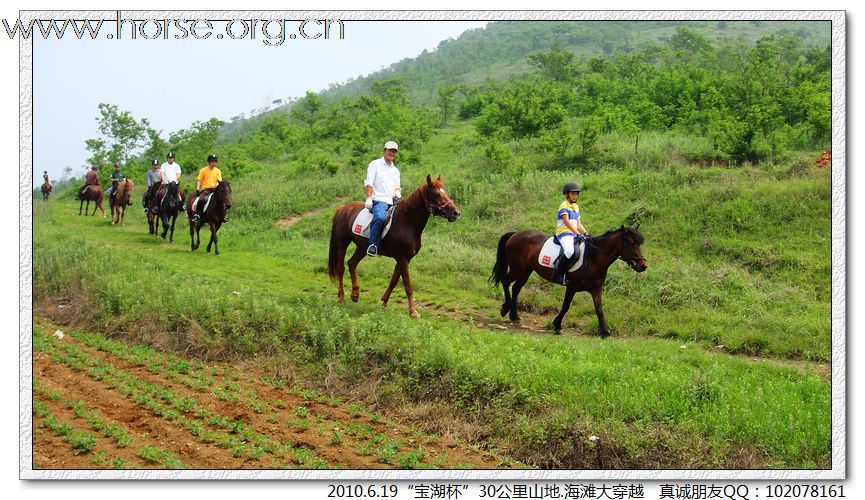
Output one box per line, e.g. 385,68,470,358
191,154,223,223
554,182,590,285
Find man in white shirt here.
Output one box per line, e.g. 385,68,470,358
364,140,402,256
160,152,184,209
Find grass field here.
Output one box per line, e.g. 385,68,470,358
32,125,832,469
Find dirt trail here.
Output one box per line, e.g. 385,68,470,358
32,318,511,470
275,197,347,228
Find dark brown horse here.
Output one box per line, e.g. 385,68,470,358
145,188,161,236
156,183,185,243
328,175,461,317
78,185,105,217
110,179,133,225
187,180,232,255
41,180,52,201
490,226,647,336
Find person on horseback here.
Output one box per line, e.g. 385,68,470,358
143,159,162,213
191,154,223,223
76,165,100,200
105,162,129,205
160,152,184,209
364,140,402,257
42,170,49,184
554,182,590,285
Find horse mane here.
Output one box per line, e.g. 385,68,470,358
393,182,426,218
594,226,645,245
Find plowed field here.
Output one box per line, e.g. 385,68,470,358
31,319,509,470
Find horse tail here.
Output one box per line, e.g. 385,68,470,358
327,207,347,284
489,232,515,287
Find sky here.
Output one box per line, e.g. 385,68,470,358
33,19,488,184
5,0,861,497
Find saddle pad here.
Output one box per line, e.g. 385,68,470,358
351,207,394,239
538,237,585,272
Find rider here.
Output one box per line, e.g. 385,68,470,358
76,165,100,200
364,140,402,257
105,162,127,204
42,170,49,184
160,152,184,209
554,182,590,285
191,154,223,223
143,159,161,213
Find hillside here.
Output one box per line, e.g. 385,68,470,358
34,19,833,470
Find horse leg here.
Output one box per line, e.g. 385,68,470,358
590,287,611,338
552,285,579,334
334,240,349,303
169,214,177,243
347,246,365,302
189,216,197,250
380,264,402,309
399,259,420,318
508,270,532,322
79,199,84,215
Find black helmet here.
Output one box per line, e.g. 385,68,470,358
152,159,159,166
207,154,218,163
562,182,581,195
167,152,175,158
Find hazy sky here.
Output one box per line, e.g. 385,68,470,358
33,20,487,184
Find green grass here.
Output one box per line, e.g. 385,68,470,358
33,121,831,469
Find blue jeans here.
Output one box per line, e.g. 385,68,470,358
368,201,389,248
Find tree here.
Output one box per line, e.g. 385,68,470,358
527,44,576,82
291,91,324,128
436,84,461,126
87,103,150,166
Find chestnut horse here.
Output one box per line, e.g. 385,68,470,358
187,180,232,255
490,226,647,336
78,185,105,217
110,179,133,225
328,175,461,317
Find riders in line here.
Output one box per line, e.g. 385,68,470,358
364,140,402,257
554,182,590,285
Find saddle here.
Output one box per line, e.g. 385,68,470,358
538,236,586,272
191,192,214,212
351,204,395,239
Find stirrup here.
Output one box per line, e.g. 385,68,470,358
367,244,378,257
191,214,200,222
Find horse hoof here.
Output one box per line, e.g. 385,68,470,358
600,330,611,339
350,294,359,303
509,314,520,322
500,304,510,317
410,310,420,318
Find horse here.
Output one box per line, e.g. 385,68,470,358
327,175,461,317
490,226,647,336
156,183,185,243
187,180,232,255
110,179,133,225
41,180,52,201
78,185,105,217
145,187,161,236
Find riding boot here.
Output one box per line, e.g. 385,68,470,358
554,254,570,285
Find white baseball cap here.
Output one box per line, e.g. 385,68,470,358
383,141,399,150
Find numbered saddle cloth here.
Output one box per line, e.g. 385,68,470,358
538,237,586,271
351,206,395,239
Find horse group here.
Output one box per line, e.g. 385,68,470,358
144,181,233,255
329,174,648,336
73,179,232,256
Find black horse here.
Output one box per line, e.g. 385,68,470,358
157,183,184,243
490,226,647,336
187,180,232,255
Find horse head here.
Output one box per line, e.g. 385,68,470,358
618,225,647,272
217,180,232,211
422,175,460,222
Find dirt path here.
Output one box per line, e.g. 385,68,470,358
275,198,347,228
31,318,512,470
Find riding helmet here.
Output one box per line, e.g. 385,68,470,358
152,159,159,166
167,152,175,158
562,182,581,195
207,154,218,163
